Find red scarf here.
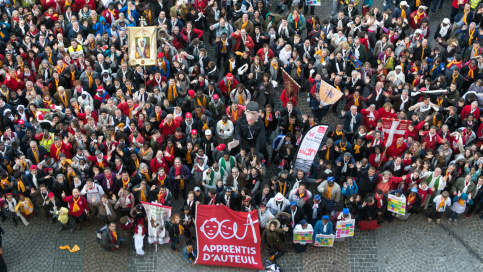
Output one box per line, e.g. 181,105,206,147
158,191,167,204
375,193,384,209
294,189,309,202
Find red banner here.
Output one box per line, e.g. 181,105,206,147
381,118,412,147
282,69,299,105
195,205,263,270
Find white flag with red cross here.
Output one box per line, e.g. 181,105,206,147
382,118,412,148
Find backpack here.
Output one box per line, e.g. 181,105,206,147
97,225,108,243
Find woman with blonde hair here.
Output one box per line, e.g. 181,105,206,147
168,213,183,251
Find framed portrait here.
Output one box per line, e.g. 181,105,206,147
128,26,157,66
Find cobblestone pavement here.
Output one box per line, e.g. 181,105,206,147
2,1,482,272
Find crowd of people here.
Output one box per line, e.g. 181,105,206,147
0,0,482,269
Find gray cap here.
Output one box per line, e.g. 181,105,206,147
246,101,260,112
194,186,201,192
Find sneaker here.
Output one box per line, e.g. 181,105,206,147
436,219,441,224
427,218,432,223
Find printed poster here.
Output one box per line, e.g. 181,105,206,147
293,229,313,244
141,202,172,244
319,80,343,105
387,194,406,215
282,69,300,105
336,219,355,238
195,205,263,270
314,234,335,247
128,26,157,66
295,125,328,172
306,0,321,6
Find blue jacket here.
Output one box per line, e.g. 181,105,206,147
313,220,334,240
272,134,290,151
152,58,171,78
341,182,358,197
94,17,111,37
0,22,11,42
339,111,362,133
120,5,139,26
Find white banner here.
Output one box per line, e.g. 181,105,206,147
142,201,172,244
295,125,328,172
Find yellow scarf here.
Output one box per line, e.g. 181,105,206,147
20,199,33,215
140,148,150,158
401,9,406,18
87,72,93,88
447,60,462,68
437,197,446,211
55,144,62,158
430,65,437,75
421,46,426,60
122,177,130,188
288,123,294,133
241,20,248,29
452,73,458,83
141,169,151,182
315,50,325,64
17,179,26,193
0,178,10,189
197,96,207,106
325,148,330,160
232,108,238,120
222,39,227,52
168,85,178,102
48,52,53,65
229,60,234,73
139,189,146,201
160,59,167,73
340,142,347,152
457,198,465,206
468,28,475,46
354,145,361,154
202,121,209,131
416,0,421,6
128,106,134,119
156,112,161,122
6,164,13,175
468,67,475,78
71,70,75,81
72,197,81,212
144,10,152,22
407,195,415,205
354,96,359,106
238,93,245,105
134,159,140,170
186,149,192,164
271,63,278,70
265,114,270,127
415,11,424,21
296,67,301,77
325,185,333,199
32,147,40,163
59,92,67,107
111,231,118,241
463,10,469,25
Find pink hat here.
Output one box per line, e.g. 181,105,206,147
191,129,198,135
48,192,54,198
186,112,192,118
226,73,234,80
216,144,226,151
188,89,195,98
97,86,104,92
31,165,37,170
51,104,56,109
18,120,25,125
213,94,219,99
158,52,164,59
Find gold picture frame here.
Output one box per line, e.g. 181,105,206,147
128,26,157,66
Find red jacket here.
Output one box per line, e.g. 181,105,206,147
421,131,444,151
218,78,239,97
76,112,98,125
361,109,380,131
159,120,180,140
369,153,387,168
181,27,204,41
63,195,89,217
256,48,274,63
117,102,140,118
50,142,73,161
377,108,397,119
386,141,407,158
460,105,480,120
230,32,255,53
404,120,426,139
281,89,297,107
150,157,170,174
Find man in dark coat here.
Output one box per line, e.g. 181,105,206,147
235,101,266,154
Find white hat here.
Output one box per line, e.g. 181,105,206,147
400,1,407,6
443,18,450,25
395,66,402,70
275,193,284,201
205,129,212,136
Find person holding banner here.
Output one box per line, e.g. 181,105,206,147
167,213,183,252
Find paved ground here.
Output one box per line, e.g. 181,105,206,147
2,1,483,272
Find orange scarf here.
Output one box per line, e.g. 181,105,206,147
241,20,248,29
0,178,10,189
468,28,475,46
122,177,130,188
32,147,40,163
17,179,26,193
72,197,81,212
140,189,146,202
437,197,446,211
87,72,93,88
325,185,333,199
141,169,151,182
168,85,178,102
446,60,461,69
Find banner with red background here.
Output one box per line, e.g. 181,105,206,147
195,205,263,270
